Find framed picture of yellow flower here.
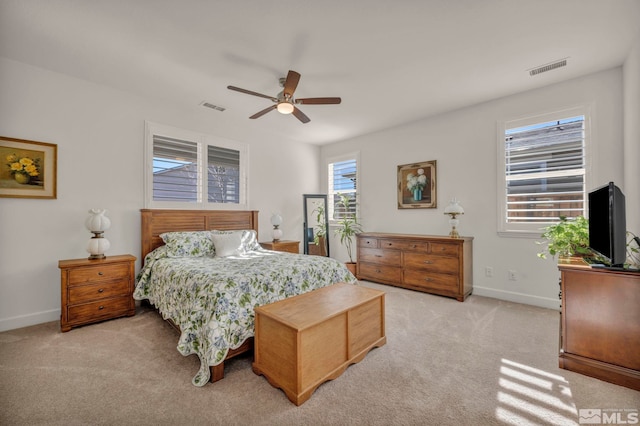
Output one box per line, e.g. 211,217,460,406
397,160,436,209
1,136,57,199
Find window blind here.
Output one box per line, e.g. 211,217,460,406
152,135,199,202
504,116,585,223
328,158,357,220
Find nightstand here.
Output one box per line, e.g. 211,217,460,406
58,254,136,332
260,240,300,254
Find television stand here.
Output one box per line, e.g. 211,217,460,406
590,264,640,273
558,260,640,391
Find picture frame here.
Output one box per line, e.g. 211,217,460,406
397,160,436,209
0,136,57,199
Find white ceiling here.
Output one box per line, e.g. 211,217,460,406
1,0,639,145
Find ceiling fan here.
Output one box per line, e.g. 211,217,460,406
227,70,341,124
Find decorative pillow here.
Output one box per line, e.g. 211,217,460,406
160,231,215,257
211,229,261,257
211,230,245,257
239,229,261,252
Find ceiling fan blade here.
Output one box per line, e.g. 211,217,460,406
250,105,277,119
292,106,310,124
227,86,277,102
283,70,301,98
296,97,342,105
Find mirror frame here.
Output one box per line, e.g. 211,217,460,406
303,194,330,256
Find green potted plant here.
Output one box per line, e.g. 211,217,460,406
334,194,362,274
536,215,590,260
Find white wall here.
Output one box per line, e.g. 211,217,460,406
322,68,626,309
623,30,640,238
0,57,319,331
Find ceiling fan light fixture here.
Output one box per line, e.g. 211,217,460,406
277,102,294,114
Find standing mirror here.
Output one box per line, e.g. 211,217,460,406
303,194,329,256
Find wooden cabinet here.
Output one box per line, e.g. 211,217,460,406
253,283,386,405
260,240,300,254
357,233,473,301
59,255,136,332
558,261,640,391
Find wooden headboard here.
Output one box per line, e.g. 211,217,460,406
140,209,259,261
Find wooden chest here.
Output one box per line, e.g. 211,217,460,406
252,283,386,405
59,255,136,332
357,233,473,301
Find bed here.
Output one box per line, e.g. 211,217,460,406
133,209,357,386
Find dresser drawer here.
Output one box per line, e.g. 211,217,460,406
68,263,130,285
429,242,459,257
358,237,379,248
68,280,130,304
67,296,132,323
403,269,459,293
403,252,459,273
377,239,429,251
359,248,401,265
358,263,402,283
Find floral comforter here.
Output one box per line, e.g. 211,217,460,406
133,246,357,386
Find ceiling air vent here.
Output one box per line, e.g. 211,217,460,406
529,58,567,76
200,101,226,112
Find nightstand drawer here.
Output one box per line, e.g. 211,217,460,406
68,280,130,304
68,296,132,323
68,263,130,285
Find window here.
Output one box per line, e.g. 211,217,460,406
497,106,590,237
144,122,247,209
327,153,359,222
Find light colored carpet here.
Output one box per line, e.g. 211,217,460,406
1,281,638,425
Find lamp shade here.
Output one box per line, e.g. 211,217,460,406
444,199,464,215
85,209,111,233
270,213,283,227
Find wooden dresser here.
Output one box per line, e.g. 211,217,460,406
356,233,473,301
59,254,136,332
558,261,640,391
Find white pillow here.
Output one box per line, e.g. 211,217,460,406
211,230,245,257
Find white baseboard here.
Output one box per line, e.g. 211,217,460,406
0,308,60,332
473,286,560,310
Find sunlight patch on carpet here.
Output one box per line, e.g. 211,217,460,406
495,358,578,425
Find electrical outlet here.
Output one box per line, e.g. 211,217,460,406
485,266,493,277
508,270,517,281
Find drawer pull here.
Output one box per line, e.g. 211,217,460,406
375,254,383,257
98,305,104,310
375,269,382,273
98,288,104,293
423,260,433,264
97,272,104,276
424,277,432,282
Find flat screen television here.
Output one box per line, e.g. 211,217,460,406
588,182,626,266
